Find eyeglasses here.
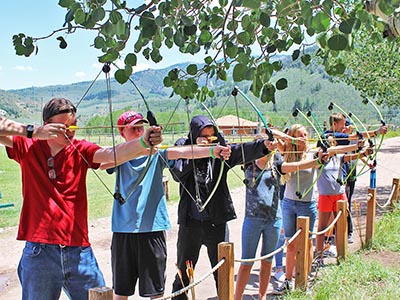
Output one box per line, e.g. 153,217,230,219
124,113,144,125
47,157,56,180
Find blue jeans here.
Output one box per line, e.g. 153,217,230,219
281,198,317,238
18,242,105,300
240,217,282,264
274,230,285,268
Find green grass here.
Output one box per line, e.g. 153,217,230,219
283,207,400,300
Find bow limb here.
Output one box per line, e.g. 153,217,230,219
362,97,386,163
196,101,225,212
293,108,327,199
233,87,274,141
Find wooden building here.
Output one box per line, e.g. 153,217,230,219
215,115,261,136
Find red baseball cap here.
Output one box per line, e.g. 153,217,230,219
117,111,148,134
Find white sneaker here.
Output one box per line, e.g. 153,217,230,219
323,245,337,258
273,268,285,281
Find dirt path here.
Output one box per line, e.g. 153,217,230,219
1,137,400,299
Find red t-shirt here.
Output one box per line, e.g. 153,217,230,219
7,137,101,246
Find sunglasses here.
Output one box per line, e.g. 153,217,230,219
124,113,144,125
47,157,56,180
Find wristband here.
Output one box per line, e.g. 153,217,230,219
291,138,295,145
210,146,216,159
139,136,148,148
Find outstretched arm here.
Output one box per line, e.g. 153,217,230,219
95,125,162,165
0,117,72,147
167,144,231,160
281,149,328,173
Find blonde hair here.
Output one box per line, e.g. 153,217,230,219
281,124,308,184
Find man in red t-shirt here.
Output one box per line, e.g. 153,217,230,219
0,98,162,300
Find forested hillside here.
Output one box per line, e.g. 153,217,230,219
2,59,399,129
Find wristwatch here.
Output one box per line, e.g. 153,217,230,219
26,124,34,138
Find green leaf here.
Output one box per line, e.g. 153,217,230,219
115,69,129,84
204,56,213,64
312,12,330,32
237,32,251,45
217,69,227,81
260,83,275,103
260,12,270,27
125,53,137,66
327,34,348,51
226,42,238,58
292,49,300,60
163,76,173,87
233,63,248,82
99,49,119,63
181,16,193,26
58,0,75,8
174,31,186,47
74,8,86,25
275,78,288,90
187,64,198,75
150,49,162,63
115,19,127,36
168,68,179,81
339,18,359,34
184,25,197,36
110,10,123,24
301,54,311,65
242,0,261,9
91,7,105,22
199,30,212,44
56,36,67,49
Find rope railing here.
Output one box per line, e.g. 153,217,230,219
309,209,343,236
156,258,226,300
235,229,302,263
375,184,396,208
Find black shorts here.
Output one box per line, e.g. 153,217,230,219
111,231,167,297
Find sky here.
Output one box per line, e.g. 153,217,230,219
0,1,201,90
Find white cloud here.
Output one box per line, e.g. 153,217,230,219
75,71,87,79
13,66,33,71
132,63,150,73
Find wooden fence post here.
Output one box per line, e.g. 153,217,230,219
366,188,376,247
336,200,348,260
88,287,113,300
295,216,309,291
218,242,234,300
391,178,400,207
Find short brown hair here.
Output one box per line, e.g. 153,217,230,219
329,113,345,127
43,98,77,122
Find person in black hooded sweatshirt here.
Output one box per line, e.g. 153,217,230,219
170,115,282,299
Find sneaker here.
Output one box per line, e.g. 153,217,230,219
323,245,337,258
311,257,325,271
273,279,293,295
273,268,285,281
348,234,354,244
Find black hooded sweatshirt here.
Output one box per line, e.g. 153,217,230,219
170,115,269,225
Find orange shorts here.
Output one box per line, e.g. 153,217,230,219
318,193,347,213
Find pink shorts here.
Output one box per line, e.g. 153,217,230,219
318,193,347,213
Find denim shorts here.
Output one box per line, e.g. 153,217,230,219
18,242,105,300
281,198,317,238
240,217,282,264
